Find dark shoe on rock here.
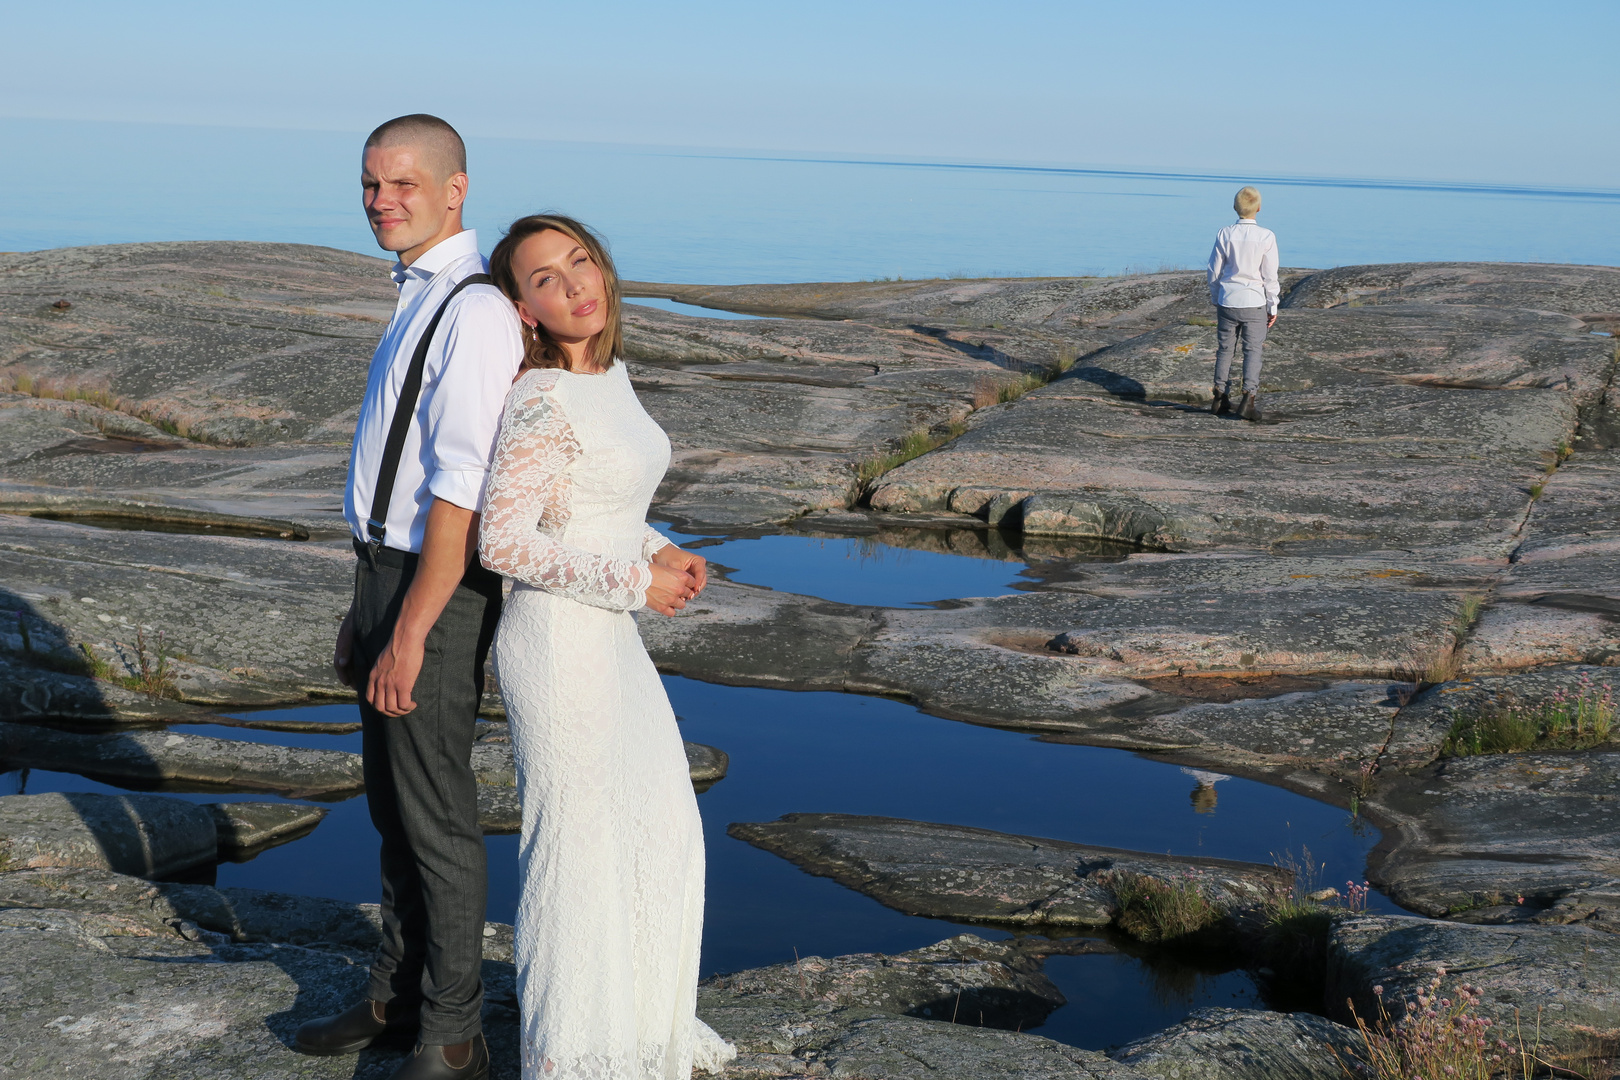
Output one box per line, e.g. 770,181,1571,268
1238,392,1261,423
391,1036,489,1080
295,998,416,1056
1212,388,1231,415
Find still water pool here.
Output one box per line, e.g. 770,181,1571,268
3,674,1387,1051
651,523,1040,607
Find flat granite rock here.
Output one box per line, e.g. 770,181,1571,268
0,243,1036,532
1110,1007,1367,1080
644,555,1481,761
206,801,327,855
0,791,216,878
1463,447,1620,672
0,721,365,797
703,933,1068,1030
0,514,353,707
0,865,515,958
1327,914,1620,1060
0,915,523,1079
0,651,210,723
1365,747,1620,922
699,987,1141,1080
862,299,1601,552
728,813,1289,931
1280,261,1620,318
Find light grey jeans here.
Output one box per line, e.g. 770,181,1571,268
1213,304,1269,394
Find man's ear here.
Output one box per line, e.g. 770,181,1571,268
446,171,470,211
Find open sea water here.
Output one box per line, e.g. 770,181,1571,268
3,116,1616,281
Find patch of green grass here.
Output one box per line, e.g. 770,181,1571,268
1104,870,1224,943
1443,673,1616,756
1055,344,1082,373
1529,481,1545,500
851,421,966,493
1185,316,1217,328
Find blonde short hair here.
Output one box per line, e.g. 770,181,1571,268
1234,186,1262,217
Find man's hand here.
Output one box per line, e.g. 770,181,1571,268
367,498,479,718
1267,312,1278,329
367,630,427,716
333,607,357,687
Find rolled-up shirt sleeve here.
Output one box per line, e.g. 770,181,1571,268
423,290,525,512
1262,236,1281,315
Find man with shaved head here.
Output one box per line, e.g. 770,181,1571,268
294,114,520,1080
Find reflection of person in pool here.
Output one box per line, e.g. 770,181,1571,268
1182,767,1230,815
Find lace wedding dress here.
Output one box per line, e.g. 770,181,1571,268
478,362,736,1079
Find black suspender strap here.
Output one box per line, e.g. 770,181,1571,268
365,272,494,564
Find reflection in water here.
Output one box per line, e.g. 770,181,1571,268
652,521,1135,608
1182,768,1231,816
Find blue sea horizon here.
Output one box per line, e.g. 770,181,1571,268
5,115,1616,284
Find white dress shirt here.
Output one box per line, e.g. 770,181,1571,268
344,230,524,553
1207,218,1281,314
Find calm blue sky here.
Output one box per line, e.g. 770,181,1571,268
3,0,1615,188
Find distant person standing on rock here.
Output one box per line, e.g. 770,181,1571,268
1207,186,1280,422
294,114,521,1080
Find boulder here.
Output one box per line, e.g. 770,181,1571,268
0,720,365,796
728,814,1289,931
206,801,327,855
686,740,730,789
0,791,216,878
1327,914,1620,1060
704,933,1067,1030
1110,1007,1366,1080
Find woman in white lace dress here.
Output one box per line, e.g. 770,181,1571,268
477,215,735,1079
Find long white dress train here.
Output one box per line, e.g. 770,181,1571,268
478,362,735,1079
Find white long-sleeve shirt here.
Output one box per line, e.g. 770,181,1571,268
1207,218,1280,314
343,229,524,553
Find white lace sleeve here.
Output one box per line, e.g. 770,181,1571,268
642,525,673,561
478,371,654,611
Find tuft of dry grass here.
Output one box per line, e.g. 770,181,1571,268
1104,870,1224,943
1,364,198,440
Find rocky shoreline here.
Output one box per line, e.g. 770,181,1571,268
3,243,1620,1077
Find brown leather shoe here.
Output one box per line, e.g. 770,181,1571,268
295,998,417,1056
391,1035,490,1080
1212,388,1232,415
1238,391,1262,423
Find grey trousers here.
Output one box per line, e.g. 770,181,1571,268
351,545,502,1045
1213,304,1269,394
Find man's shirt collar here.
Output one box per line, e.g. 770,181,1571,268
389,229,481,287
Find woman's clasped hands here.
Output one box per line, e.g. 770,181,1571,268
645,544,707,616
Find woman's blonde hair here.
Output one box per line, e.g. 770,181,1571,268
489,214,623,373
1234,186,1262,217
